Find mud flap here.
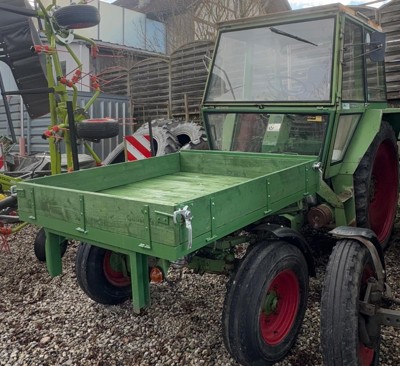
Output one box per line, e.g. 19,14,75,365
329,226,385,282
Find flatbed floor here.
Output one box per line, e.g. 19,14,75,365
101,172,249,205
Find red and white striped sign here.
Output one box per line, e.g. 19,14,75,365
124,134,152,161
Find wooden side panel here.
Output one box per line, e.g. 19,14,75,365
179,150,315,178
25,153,181,191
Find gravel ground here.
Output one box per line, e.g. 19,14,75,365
1,224,400,366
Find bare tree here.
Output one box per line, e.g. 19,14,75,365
194,0,268,41
133,0,269,54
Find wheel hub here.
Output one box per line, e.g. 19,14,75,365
263,291,279,315
260,269,300,345
103,251,131,287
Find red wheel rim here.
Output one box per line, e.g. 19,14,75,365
260,269,300,345
103,251,131,287
359,345,374,366
358,264,376,365
369,140,398,243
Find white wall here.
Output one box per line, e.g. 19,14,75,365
41,0,166,52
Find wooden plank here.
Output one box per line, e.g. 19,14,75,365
23,153,181,192
179,150,315,178
101,172,249,205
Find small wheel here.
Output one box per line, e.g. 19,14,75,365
53,5,100,30
34,228,68,262
222,241,309,365
321,240,380,366
76,118,119,142
354,121,398,248
75,243,131,305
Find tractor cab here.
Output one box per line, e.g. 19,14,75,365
202,4,387,169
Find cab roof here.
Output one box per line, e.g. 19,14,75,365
217,3,381,32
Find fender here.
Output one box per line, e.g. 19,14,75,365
329,226,385,282
339,109,382,175
251,223,316,277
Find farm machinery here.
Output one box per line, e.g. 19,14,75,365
0,0,120,256
0,0,205,259
9,2,400,366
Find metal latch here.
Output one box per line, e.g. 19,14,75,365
173,205,193,249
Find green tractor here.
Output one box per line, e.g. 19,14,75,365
16,3,400,365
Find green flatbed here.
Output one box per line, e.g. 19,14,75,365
16,150,319,311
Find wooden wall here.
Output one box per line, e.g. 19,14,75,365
379,0,400,101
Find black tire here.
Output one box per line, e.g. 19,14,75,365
53,5,100,30
140,118,180,129
102,142,125,165
133,126,179,156
34,228,68,262
76,119,119,141
139,119,208,150
321,240,380,366
75,243,131,305
169,121,207,147
354,121,398,248
222,241,309,366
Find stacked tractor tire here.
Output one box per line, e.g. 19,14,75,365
103,119,208,165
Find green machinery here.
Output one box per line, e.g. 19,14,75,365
0,0,118,258
16,4,400,366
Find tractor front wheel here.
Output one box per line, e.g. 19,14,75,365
75,243,131,305
321,239,380,366
222,241,309,365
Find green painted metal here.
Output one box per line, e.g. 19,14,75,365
15,4,400,314
18,151,319,255
339,109,382,175
17,150,319,309
45,231,64,277
129,252,150,314
262,115,291,153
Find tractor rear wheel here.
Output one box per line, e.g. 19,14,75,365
34,228,68,262
222,241,309,365
354,121,398,248
75,243,131,305
321,239,380,366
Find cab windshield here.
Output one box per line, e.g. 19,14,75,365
205,18,335,103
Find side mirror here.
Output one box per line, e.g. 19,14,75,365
369,31,386,62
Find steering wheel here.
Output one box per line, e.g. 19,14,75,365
266,75,307,97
